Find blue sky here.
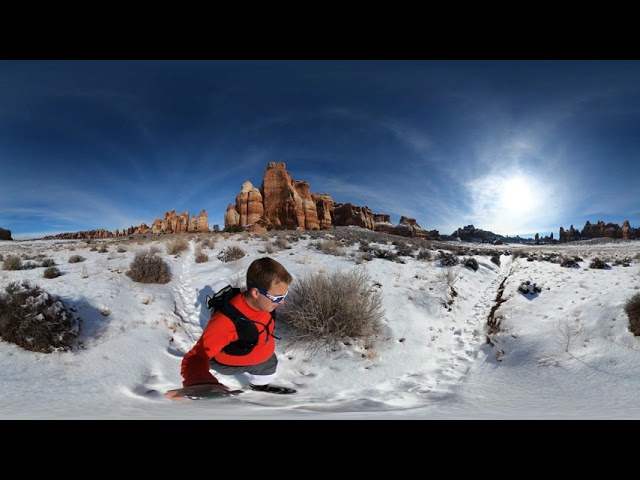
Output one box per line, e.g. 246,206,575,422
2,60,639,240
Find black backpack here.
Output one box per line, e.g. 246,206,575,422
205,285,277,356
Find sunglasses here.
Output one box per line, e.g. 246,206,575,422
256,287,288,303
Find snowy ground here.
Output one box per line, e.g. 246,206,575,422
1,229,639,419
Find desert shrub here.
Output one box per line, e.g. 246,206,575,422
201,237,215,249
117,246,127,253
438,267,461,287
518,280,542,295
395,244,415,257
589,257,608,269
263,243,277,254
438,250,458,267
625,293,640,336
273,236,289,250
68,255,85,263
417,249,432,261
98,244,109,253
313,239,344,256
2,255,22,271
613,257,632,267
375,249,399,262
560,256,581,268
357,252,374,262
490,254,501,266
0,280,81,353
218,245,246,262
126,250,172,284
166,237,189,255
278,269,384,354
43,267,61,279
40,258,56,267
463,257,479,271
194,246,209,263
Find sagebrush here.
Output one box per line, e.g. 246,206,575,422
278,269,384,355
0,280,81,353
126,249,172,284
626,293,640,336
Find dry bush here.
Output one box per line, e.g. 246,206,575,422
40,258,56,267
438,250,458,267
98,244,109,253
166,237,189,255
201,237,215,249
560,256,581,268
68,254,85,263
314,239,345,256
438,267,461,286
218,246,245,262
462,257,479,271
126,250,172,284
0,280,81,353
2,255,22,270
394,243,415,257
273,236,289,250
43,267,61,279
625,293,640,336
263,243,277,254
194,246,209,263
375,249,399,262
490,254,501,266
589,257,608,269
278,269,384,355
417,249,432,261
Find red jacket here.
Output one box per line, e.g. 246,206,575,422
180,292,276,387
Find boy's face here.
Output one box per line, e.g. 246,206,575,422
254,281,289,312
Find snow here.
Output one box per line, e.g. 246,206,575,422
1,229,639,419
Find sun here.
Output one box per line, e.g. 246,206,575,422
501,176,534,212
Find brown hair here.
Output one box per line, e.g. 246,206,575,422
246,257,293,291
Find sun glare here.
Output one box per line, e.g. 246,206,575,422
502,176,534,212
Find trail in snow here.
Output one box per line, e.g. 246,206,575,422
168,241,204,357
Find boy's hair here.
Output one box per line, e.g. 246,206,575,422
246,257,292,291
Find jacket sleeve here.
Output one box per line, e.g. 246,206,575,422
180,313,238,387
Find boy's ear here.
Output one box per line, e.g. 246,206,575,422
248,287,259,299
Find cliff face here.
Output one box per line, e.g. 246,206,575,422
559,220,640,242
43,210,210,240
225,162,430,238
0,227,13,240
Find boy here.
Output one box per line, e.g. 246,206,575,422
179,257,296,396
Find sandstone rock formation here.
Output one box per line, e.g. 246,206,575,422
393,216,430,238
312,193,334,230
332,203,376,230
43,209,210,240
0,227,13,240
150,209,209,234
559,220,639,242
224,162,430,238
